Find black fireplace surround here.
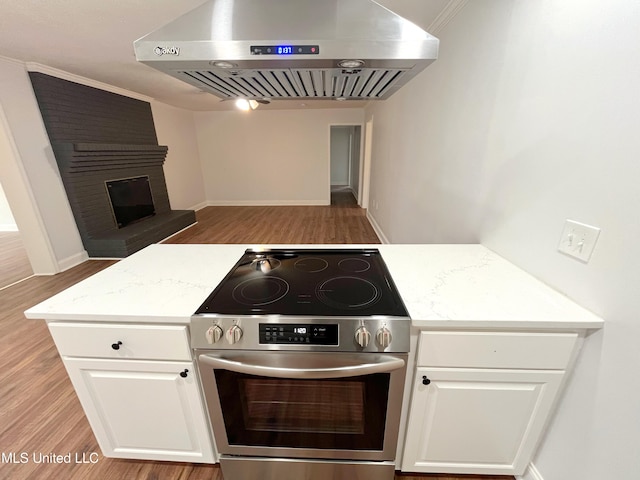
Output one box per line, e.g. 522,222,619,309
29,72,195,258
106,176,156,228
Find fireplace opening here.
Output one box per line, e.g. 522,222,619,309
106,175,156,228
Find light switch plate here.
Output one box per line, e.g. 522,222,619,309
558,219,601,263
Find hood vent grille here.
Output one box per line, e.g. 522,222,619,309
177,68,408,100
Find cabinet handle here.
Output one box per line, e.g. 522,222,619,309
180,369,189,378
111,341,123,350
422,375,431,386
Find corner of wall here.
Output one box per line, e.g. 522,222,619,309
516,463,544,480
366,210,390,244
190,201,209,211
56,250,89,274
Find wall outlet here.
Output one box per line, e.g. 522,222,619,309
558,219,601,263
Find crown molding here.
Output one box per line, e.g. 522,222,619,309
428,0,469,35
25,62,153,103
0,54,26,67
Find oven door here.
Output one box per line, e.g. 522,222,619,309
196,351,407,461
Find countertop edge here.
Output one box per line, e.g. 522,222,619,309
411,319,604,331
25,311,191,324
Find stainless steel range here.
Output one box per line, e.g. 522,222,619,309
191,248,410,480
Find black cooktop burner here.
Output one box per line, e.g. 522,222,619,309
232,277,290,306
195,249,408,316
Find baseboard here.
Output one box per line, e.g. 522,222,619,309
206,200,328,206
0,223,19,232
366,211,390,244
57,250,89,273
189,201,209,211
516,463,544,480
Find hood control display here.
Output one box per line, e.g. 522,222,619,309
251,45,319,55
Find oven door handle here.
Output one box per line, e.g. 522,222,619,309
198,352,405,379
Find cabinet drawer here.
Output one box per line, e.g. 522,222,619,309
48,322,191,361
417,331,579,369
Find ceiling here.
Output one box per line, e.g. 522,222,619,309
0,0,451,111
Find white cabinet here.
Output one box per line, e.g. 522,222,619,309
48,322,215,463
401,330,581,476
403,367,563,475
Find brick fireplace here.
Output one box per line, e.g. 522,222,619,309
29,72,195,257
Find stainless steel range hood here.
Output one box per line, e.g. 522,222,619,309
133,0,439,102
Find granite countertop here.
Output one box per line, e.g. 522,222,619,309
24,243,604,330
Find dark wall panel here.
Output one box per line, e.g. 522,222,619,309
29,72,158,145
28,72,194,258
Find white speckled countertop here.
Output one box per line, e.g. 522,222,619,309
24,244,603,330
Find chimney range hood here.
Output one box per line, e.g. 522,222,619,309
133,0,439,103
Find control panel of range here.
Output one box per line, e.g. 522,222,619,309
192,317,410,352
259,324,338,345
203,322,396,347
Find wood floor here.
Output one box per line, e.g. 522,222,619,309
165,198,378,245
0,202,513,480
0,231,33,289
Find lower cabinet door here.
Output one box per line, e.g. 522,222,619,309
63,357,216,463
401,367,564,476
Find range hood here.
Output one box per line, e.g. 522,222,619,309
133,0,439,102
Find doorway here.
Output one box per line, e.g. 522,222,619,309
330,125,362,206
0,179,33,289
0,102,56,285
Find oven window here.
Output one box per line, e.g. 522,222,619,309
215,370,389,450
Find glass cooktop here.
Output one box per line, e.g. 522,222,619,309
194,249,408,317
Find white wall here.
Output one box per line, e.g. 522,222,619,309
0,182,17,231
366,1,640,479
350,126,361,197
151,102,206,210
194,108,364,205
0,57,85,272
330,126,351,186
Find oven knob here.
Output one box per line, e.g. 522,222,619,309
226,325,243,344
206,325,223,344
354,326,371,348
376,327,392,348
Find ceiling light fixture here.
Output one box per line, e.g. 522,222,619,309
235,99,260,111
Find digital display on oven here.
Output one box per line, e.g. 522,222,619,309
259,324,338,345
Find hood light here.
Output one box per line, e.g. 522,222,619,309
338,59,365,68
211,61,237,69
236,99,260,111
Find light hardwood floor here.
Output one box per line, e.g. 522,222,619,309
0,231,33,289
0,203,513,480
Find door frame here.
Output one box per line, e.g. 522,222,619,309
0,103,59,274
328,123,365,206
